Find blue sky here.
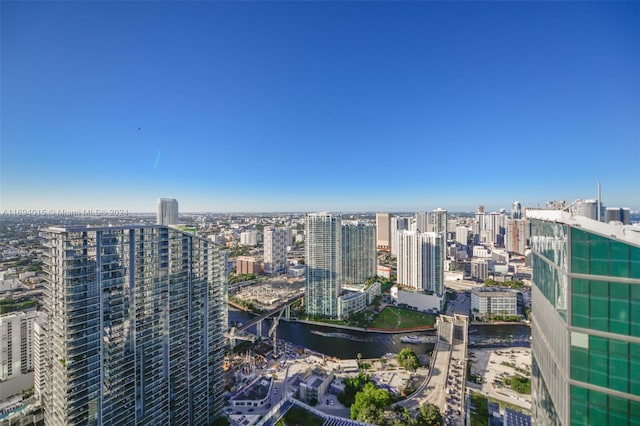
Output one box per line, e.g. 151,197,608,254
2,1,638,213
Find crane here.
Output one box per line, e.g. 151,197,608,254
269,307,286,358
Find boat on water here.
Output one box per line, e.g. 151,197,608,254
400,335,434,344
309,329,369,342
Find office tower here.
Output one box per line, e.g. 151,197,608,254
604,207,631,225
376,213,391,249
0,310,40,399
486,211,507,246
156,197,179,225
572,199,599,221
474,206,487,238
512,201,523,219
432,208,448,237
396,230,445,296
341,221,376,286
528,210,640,425
390,216,410,256
455,226,470,246
305,213,341,318
264,227,288,275
40,225,228,425
506,218,531,255
415,212,430,233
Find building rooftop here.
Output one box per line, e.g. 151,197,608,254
504,407,531,426
525,209,640,247
471,288,518,298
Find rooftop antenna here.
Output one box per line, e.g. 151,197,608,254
597,181,601,222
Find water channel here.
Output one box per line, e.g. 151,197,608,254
229,309,530,359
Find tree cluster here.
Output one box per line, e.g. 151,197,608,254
391,404,443,426
338,372,371,407
503,374,531,394
350,382,391,424
397,348,420,372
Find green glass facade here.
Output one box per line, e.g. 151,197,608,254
530,212,640,426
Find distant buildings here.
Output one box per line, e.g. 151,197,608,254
305,213,342,318
40,224,228,425
604,207,631,225
512,201,523,220
156,197,179,225
528,210,640,426
240,230,258,246
376,213,391,250
264,227,289,275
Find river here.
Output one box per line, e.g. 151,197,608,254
229,309,530,359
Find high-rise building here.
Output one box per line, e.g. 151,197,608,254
376,213,391,249
512,201,523,220
604,207,631,225
396,230,445,297
455,226,470,246
415,212,430,233
40,225,228,425
506,218,531,255
528,210,640,426
33,313,46,400
341,221,376,286
571,199,599,221
0,310,40,399
156,197,179,225
486,211,507,246
305,213,341,318
432,208,448,237
264,227,289,275
390,216,410,256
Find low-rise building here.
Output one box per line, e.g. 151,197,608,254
299,368,334,404
338,281,382,319
470,287,519,320
390,285,442,313
235,256,262,275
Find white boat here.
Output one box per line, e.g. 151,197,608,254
400,335,433,344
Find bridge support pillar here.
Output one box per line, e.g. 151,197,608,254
285,305,290,320
256,320,262,336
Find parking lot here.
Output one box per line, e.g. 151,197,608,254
468,347,532,411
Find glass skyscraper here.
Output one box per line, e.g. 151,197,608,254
157,198,179,225
341,221,376,286
305,213,341,318
40,225,227,426
528,210,640,425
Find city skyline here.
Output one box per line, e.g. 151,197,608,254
2,1,639,212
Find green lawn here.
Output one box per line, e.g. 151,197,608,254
276,406,324,426
369,306,436,329
469,392,489,426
